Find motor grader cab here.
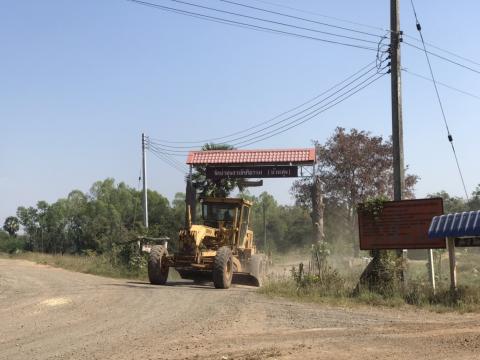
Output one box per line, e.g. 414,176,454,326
147,197,267,289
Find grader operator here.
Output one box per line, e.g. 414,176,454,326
147,197,267,289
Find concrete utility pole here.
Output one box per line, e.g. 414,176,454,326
142,133,149,229
390,0,406,274
390,0,405,201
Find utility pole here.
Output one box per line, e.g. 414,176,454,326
142,133,149,229
390,0,406,277
390,0,405,201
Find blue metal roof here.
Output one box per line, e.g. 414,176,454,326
428,210,480,238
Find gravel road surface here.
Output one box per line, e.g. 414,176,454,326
1,258,480,359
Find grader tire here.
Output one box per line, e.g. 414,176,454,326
213,246,233,289
148,245,169,285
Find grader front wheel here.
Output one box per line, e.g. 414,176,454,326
148,245,169,285
213,246,233,289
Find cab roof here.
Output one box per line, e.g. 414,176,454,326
200,197,253,207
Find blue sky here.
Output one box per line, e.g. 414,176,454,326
1,0,479,224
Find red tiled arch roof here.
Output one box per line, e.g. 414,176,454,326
186,148,316,165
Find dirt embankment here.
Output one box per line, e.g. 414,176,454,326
1,258,480,360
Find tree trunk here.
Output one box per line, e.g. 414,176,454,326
352,215,360,258
185,179,196,226
310,176,325,245
355,249,399,296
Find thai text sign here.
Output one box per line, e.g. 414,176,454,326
455,238,480,247
358,198,445,250
206,166,298,179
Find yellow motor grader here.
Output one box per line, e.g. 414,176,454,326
147,197,267,289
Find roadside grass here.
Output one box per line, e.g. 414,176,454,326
0,251,149,280
259,276,480,312
261,252,480,313
0,251,188,282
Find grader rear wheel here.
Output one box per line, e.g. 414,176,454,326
213,246,233,289
148,245,169,285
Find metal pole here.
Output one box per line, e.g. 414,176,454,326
391,0,406,278
447,238,457,291
427,249,436,294
142,133,149,229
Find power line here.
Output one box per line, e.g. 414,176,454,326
150,148,187,169
404,34,480,68
404,41,480,76
251,0,480,70
227,68,385,147
125,0,330,44
409,0,469,200
168,0,380,44
402,68,480,101
147,139,189,168
234,71,387,148
151,61,376,145
149,65,380,151
126,0,378,51
152,145,189,168
149,61,380,147
248,0,392,34
217,0,385,39
149,66,387,152
149,142,191,159
149,147,189,171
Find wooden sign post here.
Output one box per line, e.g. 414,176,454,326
447,237,457,291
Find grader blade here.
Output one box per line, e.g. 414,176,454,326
232,272,261,287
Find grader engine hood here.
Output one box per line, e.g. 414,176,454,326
181,224,216,247
178,224,235,254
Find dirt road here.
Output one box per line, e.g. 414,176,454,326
1,259,480,360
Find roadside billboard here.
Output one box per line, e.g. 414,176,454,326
358,198,445,250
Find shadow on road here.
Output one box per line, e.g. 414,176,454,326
103,280,256,292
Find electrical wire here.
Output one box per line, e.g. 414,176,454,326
248,0,392,34
147,139,190,168
149,61,380,147
149,147,189,171
217,0,385,39
240,0,480,73
404,42,480,76
125,0,332,44
409,0,469,200
167,0,380,44
149,65,388,153
402,68,480,101
126,0,378,51
149,142,191,161
148,66,380,152
403,34,480,68
234,71,388,148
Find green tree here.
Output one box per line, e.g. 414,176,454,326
428,190,468,213
246,191,311,252
191,143,245,197
292,127,419,255
3,216,20,237
468,184,480,211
